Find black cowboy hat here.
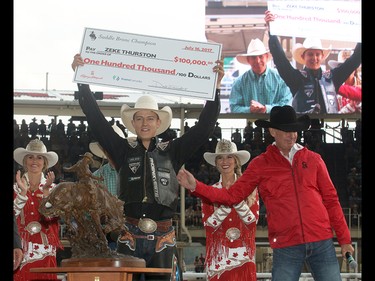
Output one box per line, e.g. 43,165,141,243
255,105,311,132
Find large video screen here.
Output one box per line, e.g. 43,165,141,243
219,56,362,119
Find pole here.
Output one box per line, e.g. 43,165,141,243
46,72,49,92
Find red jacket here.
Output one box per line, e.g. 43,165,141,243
338,84,362,101
193,144,351,249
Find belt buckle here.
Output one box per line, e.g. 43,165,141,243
146,235,155,240
226,227,240,241
25,221,42,235
138,218,157,234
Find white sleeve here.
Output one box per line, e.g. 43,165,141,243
13,184,28,217
233,201,256,225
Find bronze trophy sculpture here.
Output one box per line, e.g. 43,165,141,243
39,152,145,267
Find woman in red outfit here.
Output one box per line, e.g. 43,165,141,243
200,139,259,281
328,50,362,113
13,139,63,281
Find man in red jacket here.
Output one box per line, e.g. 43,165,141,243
177,105,354,281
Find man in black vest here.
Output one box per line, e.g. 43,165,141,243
264,10,361,115
72,54,224,280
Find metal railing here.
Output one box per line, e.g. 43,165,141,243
178,211,362,234
182,272,361,281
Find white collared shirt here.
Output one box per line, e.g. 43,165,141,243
273,142,304,164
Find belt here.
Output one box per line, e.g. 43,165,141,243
126,217,172,233
226,227,241,242
25,221,42,235
133,234,157,240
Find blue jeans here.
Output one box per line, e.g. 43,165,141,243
117,222,181,281
272,238,342,281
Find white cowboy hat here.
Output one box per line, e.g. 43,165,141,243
120,95,172,135
14,139,58,168
89,124,126,159
236,38,270,65
328,50,353,68
292,37,331,65
204,139,250,166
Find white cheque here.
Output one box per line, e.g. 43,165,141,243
73,27,222,101
268,1,361,43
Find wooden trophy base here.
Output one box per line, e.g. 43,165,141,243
31,256,171,280
61,256,146,268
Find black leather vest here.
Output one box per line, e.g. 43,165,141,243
292,70,339,114
118,138,179,211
